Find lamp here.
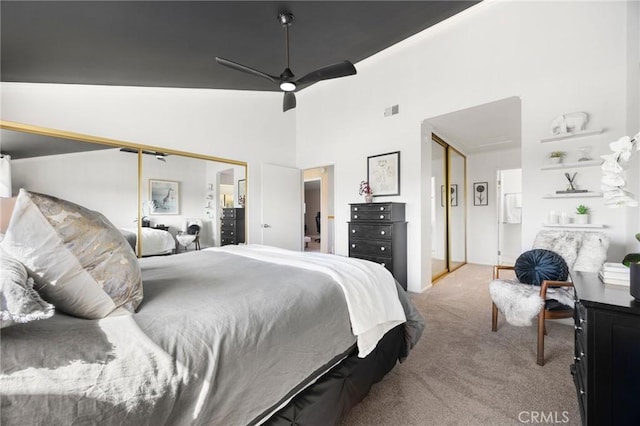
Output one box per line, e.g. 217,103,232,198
0,154,12,198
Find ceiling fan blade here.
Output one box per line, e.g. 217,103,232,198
215,57,276,83
295,61,357,86
283,92,296,112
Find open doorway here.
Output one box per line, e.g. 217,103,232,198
303,166,334,253
304,179,321,252
497,168,522,265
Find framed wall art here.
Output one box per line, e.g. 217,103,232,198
450,184,458,207
367,151,400,196
474,182,488,206
149,179,179,215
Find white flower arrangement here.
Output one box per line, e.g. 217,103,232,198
601,131,640,207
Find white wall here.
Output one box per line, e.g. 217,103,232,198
0,83,295,245
2,1,639,290
296,1,638,291
467,148,521,265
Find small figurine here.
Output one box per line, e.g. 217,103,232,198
564,172,577,191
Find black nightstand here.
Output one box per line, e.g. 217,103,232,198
154,225,169,231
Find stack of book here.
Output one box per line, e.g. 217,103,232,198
599,262,631,286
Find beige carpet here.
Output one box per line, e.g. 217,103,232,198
341,264,580,426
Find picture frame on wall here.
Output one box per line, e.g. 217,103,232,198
238,179,246,207
367,151,400,197
451,184,458,207
473,182,488,206
440,185,458,207
149,179,179,215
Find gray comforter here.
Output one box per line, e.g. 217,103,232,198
1,249,423,425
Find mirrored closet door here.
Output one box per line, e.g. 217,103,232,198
431,135,466,281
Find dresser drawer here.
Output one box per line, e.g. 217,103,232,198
221,219,237,228
349,239,392,256
221,237,237,245
350,253,393,273
220,228,238,237
350,203,405,222
349,223,392,240
222,208,236,218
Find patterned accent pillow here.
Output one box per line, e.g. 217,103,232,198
0,247,55,328
514,249,569,287
0,189,142,319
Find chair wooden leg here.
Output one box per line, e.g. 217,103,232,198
492,303,498,332
537,311,546,366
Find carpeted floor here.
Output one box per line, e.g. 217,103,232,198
341,263,580,426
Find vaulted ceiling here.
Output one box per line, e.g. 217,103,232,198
1,1,479,92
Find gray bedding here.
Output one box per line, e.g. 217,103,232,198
1,248,422,425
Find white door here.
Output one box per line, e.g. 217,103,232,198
261,163,303,250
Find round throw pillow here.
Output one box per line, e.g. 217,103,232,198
514,249,569,286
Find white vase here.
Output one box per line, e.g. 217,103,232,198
549,157,562,164
574,214,589,225
364,194,373,203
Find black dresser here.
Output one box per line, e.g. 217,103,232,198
571,271,640,425
348,202,407,290
220,208,245,246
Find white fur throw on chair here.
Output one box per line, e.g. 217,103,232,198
489,280,575,327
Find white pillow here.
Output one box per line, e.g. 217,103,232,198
1,246,54,328
0,189,143,319
573,232,609,272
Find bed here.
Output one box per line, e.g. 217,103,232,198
1,190,424,425
120,226,176,256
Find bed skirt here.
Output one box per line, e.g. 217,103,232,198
265,324,405,425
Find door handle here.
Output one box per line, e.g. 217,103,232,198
262,224,271,228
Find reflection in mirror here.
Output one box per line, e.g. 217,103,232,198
0,127,138,236
0,121,247,257
431,140,447,279
448,148,466,271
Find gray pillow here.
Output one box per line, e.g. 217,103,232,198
1,247,54,328
0,189,143,319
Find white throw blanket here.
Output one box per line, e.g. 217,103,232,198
210,245,406,357
489,279,575,327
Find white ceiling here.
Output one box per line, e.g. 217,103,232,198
426,96,521,154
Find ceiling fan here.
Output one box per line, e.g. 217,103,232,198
215,12,357,112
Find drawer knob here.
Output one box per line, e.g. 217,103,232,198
580,390,585,395
354,215,358,219
579,318,586,324
574,326,582,331
380,230,386,235
380,207,385,211
380,247,385,251
231,232,234,235
380,262,386,267
351,244,356,248
574,356,581,362
352,229,356,233
354,207,358,211
379,215,384,219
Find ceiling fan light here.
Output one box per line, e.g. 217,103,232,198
280,81,296,92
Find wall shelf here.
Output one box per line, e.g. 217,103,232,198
540,128,604,143
543,223,605,229
542,191,602,199
540,159,602,170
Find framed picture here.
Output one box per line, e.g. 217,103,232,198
238,179,246,207
149,179,179,215
367,151,400,196
474,182,488,206
440,185,457,207
451,184,458,207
